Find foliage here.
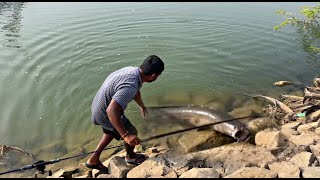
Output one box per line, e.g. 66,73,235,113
274,3,320,55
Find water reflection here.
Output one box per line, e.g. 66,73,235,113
0,2,25,49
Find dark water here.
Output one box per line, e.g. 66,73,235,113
0,2,319,177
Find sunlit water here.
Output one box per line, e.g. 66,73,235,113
0,2,319,177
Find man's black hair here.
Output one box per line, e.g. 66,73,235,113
140,55,164,76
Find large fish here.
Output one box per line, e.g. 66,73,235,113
147,106,251,142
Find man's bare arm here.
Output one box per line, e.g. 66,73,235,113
106,99,140,145
134,90,145,108
134,90,148,118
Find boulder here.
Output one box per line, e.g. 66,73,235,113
178,130,234,153
108,156,131,178
179,168,220,178
224,167,277,178
301,167,320,178
290,152,316,167
255,128,286,150
126,157,177,178
268,161,300,178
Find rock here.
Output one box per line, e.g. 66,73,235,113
246,117,270,133
255,128,286,150
188,143,277,175
47,167,79,178
177,130,234,153
96,174,115,178
301,167,320,178
214,167,226,177
74,174,91,178
126,157,177,178
108,156,131,178
312,159,319,167
268,161,300,178
316,127,320,135
228,103,262,118
224,167,277,178
310,143,320,157
145,146,170,158
281,124,317,146
290,152,316,167
297,122,319,135
158,152,190,176
47,169,64,178
179,168,220,178
282,122,302,130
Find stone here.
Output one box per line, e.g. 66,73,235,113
290,152,316,167
126,157,177,178
268,161,300,178
255,128,286,149
301,167,320,178
108,156,131,178
224,167,277,178
179,168,220,178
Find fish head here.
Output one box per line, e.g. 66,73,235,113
234,126,250,142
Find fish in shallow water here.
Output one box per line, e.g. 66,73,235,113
147,105,251,142
273,81,293,87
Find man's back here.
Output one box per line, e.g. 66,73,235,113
91,66,142,131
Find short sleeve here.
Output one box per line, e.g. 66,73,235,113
112,86,137,109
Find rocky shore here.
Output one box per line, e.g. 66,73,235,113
32,75,320,178
16,74,320,178
40,116,319,178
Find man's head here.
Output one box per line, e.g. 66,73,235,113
140,55,164,83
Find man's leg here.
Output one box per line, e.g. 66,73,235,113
123,122,147,163
86,133,114,165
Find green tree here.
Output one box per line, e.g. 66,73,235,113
274,3,320,56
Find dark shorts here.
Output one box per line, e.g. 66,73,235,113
102,120,138,141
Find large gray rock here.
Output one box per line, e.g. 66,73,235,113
96,174,115,178
290,152,316,167
126,157,177,178
177,130,234,153
158,152,191,176
187,143,277,175
224,167,277,178
179,168,220,178
297,122,319,135
255,128,286,150
302,167,320,178
310,143,320,157
281,122,320,146
268,161,300,178
246,117,271,133
108,156,131,178
47,167,79,178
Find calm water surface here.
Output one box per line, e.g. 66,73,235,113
0,2,319,177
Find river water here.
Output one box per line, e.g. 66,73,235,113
0,2,319,177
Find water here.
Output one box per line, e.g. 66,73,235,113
0,2,319,177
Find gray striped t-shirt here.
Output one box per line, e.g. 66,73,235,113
91,66,142,131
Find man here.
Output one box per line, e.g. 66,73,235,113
84,55,165,172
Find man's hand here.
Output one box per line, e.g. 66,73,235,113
123,134,141,146
140,106,148,119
